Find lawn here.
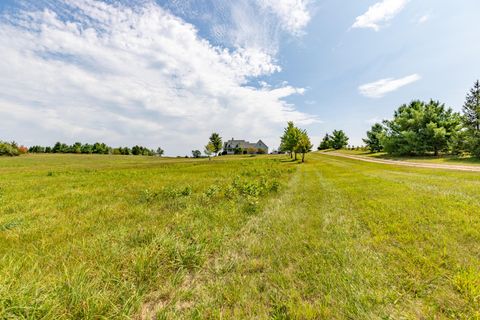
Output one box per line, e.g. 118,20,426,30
336,149,480,166
1,153,479,319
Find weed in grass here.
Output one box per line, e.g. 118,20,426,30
203,184,220,198
0,220,20,231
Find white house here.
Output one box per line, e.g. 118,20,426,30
223,138,269,155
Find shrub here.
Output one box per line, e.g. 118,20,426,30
0,142,20,156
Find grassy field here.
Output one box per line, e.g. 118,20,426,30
336,149,480,166
1,153,480,319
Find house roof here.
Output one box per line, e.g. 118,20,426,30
224,138,268,148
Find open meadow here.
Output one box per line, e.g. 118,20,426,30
1,153,480,319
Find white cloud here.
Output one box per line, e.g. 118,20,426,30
166,0,313,55
352,0,409,31
358,74,421,98
0,0,316,155
257,0,312,35
418,14,430,24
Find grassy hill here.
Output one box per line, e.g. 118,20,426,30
1,154,479,319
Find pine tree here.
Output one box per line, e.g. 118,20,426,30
463,80,480,157
463,80,480,134
318,133,332,150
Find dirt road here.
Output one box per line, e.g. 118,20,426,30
322,152,480,172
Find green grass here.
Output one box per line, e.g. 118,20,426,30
336,149,480,166
0,154,294,319
1,153,480,319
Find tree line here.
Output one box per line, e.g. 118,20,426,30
0,141,165,157
363,81,480,157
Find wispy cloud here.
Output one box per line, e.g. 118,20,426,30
166,0,313,54
418,14,430,24
257,0,312,35
0,0,316,154
352,0,409,31
358,74,421,98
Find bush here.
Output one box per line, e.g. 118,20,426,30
0,142,20,156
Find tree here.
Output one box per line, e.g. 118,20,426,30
132,145,141,155
318,134,332,150
331,130,349,150
296,129,313,162
382,100,461,156
463,80,480,133
81,143,93,154
462,80,480,157
204,143,215,160
363,123,385,153
0,141,20,156
72,142,82,154
156,147,164,157
192,150,201,158
280,121,301,159
208,133,223,156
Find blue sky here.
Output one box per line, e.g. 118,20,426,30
0,0,479,155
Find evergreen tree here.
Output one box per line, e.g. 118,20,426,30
462,80,480,157
463,80,480,133
363,123,385,153
318,134,332,150
331,130,349,150
382,100,461,156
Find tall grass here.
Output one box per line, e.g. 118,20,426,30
0,154,295,319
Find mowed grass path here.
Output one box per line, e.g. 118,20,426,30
160,153,480,319
1,154,480,318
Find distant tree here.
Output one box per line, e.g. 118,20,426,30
192,150,201,158
0,141,20,156
156,147,164,157
331,130,349,150
93,142,109,154
29,145,46,153
208,133,223,156
17,145,28,154
318,133,332,150
132,145,141,155
363,123,385,153
462,80,480,157
296,129,313,162
72,142,82,154
204,143,215,160
81,143,93,154
52,142,62,153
